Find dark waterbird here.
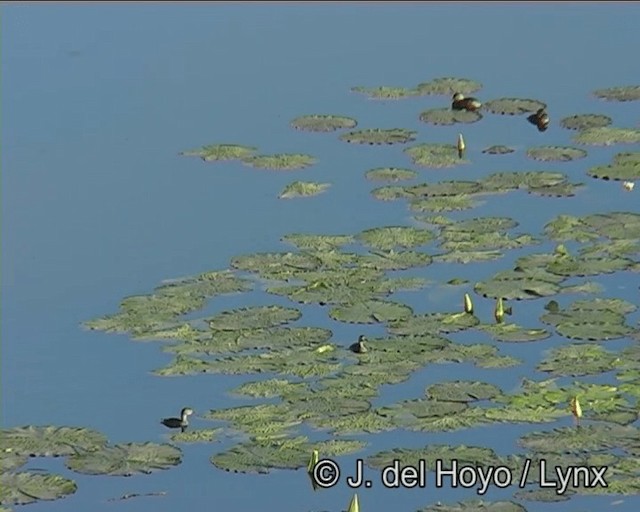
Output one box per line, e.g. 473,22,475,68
528,108,550,132
452,92,482,112
349,335,368,354
161,407,194,433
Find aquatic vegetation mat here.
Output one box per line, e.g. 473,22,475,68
419,108,482,125
593,85,640,102
525,146,587,162
405,143,469,168
483,98,546,115
482,145,515,155
365,167,417,182
242,153,317,170
279,181,331,198
587,152,640,181
0,426,107,457
0,472,77,506
560,114,612,131
573,127,640,145
339,128,417,145
290,115,357,132
180,143,257,162
416,77,482,95
351,85,417,100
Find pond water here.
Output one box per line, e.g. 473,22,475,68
2,4,639,512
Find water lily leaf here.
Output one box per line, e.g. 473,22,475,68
312,411,397,435
410,195,478,212
480,171,568,192
206,403,302,440
594,85,640,102
0,426,107,457
389,312,479,335
208,306,301,331
419,500,526,512
339,128,417,145
371,185,413,201
484,98,546,115
329,300,412,324
435,250,504,263
378,399,467,425
419,108,482,125
405,143,468,168
547,254,634,277
514,488,574,502
365,167,418,182
408,180,483,197
537,344,620,376
358,226,434,250
544,215,600,242
1,452,28,473
406,407,489,433
474,276,560,300
519,424,640,454
368,444,500,472
581,211,640,240
279,181,330,198
66,443,182,476
560,114,612,131
170,428,222,443
416,77,482,95
290,115,357,132
528,181,583,197
615,151,640,165
281,233,354,251
0,472,76,506
425,381,502,402
358,250,433,270
242,153,316,170
587,162,640,181
479,324,551,342
574,127,640,145
180,143,257,162
526,146,587,162
482,145,515,155
231,378,308,399
446,216,519,233
351,86,417,99
556,322,633,341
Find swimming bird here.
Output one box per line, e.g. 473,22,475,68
349,335,368,354
161,407,194,433
528,108,550,132
451,92,482,112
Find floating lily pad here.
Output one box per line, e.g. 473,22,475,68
358,250,432,270
351,86,417,100
587,161,640,181
547,254,635,277
0,426,107,457
279,181,330,198
560,114,612,131
0,472,76,506
480,324,551,343
419,108,482,125
480,171,569,193
519,424,640,454
1,452,28,473
526,146,587,162
410,195,478,212
208,306,301,331
365,167,418,182
370,185,413,201
474,276,560,300
358,226,434,250
242,153,316,170
482,145,515,155
594,85,640,102
180,143,257,162
340,128,417,145
389,312,479,335
574,127,640,146
232,378,307,398
206,403,301,440
66,442,182,476
484,98,546,115
416,77,482,95
230,252,322,279
329,300,412,324
514,488,574,502
537,344,620,376
405,144,468,168
419,500,526,512
170,428,222,443
290,115,357,132
312,411,397,435
281,233,353,251
425,381,502,402
408,180,483,197
368,444,501,472
615,152,640,165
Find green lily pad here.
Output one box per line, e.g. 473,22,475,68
528,181,583,197
0,426,107,457
435,250,504,264
206,403,301,440
519,424,640,454
351,86,417,99
419,108,482,125
514,488,574,502
526,146,587,162
290,115,357,132
405,143,468,168
180,143,257,162
371,185,413,201
0,472,76,506
389,312,479,335
615,151,640,165
170,428,222,443
281,233,353,251
594,85,640,102
408,180,483,197
480,171,569,192
479,324,551,343
279,181,330,198
368,444,501,472
242,153,316,170
1,452,28,473
482,145,515,155
358,226,434,250
425,381,502,402
365,167,418,182
339,128,417,145
416,77,482,95
587,162,640,181
547,254,634,277
358,250,433,270
474,276,560,300
410,195,478,212
560,114,612,131
312,411,397,435
556,322,633,341
419,500,526,512
537,344,620,376
208,306,301,331
574,127,640,146
378,399,467,424
328,300,412,324
484,98,546,115
445,216,519,233
66,442,182,476
231,378,307,398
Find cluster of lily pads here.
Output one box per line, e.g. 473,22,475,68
7,78,639,511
